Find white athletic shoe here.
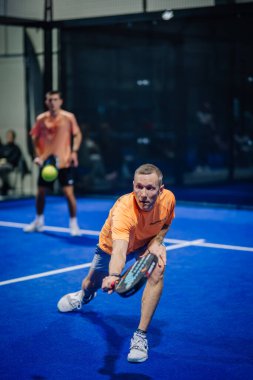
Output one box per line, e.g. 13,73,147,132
23,220,44,233
57,290,96,312
127,332,148,363
69,222,82,236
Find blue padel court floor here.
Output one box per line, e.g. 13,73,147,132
0,195,253,380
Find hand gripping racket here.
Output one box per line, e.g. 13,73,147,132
113,252,158,298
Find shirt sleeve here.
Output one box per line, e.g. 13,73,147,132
30,118,41,138
111,201,134,242
165,193,176,226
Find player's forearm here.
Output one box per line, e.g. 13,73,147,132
33,138,41,159
155,227,169,243
72,132,82,153
109,239,128,275
148,225,170,250
109,253,126,276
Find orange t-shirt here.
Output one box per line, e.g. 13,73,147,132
99,189,175,254
30,110,80,168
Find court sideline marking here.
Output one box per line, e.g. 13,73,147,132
0,220,252,252
0,238,204,287
0,221,252,287
0,263,91,286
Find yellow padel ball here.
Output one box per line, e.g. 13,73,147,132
41,164,58,182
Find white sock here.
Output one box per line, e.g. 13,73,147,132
36,214,44,224
70,217,78,227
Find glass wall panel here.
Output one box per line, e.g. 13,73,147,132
60,9,253,193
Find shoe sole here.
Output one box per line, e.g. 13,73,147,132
57,303,77,312
127,356,148,363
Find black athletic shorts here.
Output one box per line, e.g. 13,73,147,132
38,167,75,189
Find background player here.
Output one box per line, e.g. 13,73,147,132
24,90,82,236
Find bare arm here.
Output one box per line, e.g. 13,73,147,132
101,239,128,293
70,129,82,167
148,224,170,251
72,129,82,153
109,239,128,274
32,136,44,166
145,224,171,267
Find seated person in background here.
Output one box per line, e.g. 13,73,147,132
0,136,3,157
0,130,22,195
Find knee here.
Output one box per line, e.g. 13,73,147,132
149,245,166,283
149,262,165,285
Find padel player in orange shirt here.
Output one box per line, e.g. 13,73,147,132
24,90,82,236
58,163,176,362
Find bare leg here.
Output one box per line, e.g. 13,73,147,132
36,186,47,215
138,252,166,332
62,185,76,217
138,275,164,332
127,259,165,363
57,266,107,312
82,268,107,294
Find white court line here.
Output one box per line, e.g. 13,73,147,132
0,240,203,287
0,220,252,251
166,239,205,250
198,241,253,252
0,221,100,236
0,220,253,287
0,263,91,286
164,237,253,252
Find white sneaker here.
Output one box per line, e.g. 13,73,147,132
127,332,148,363
69,222,82,236
57,290,96,312
23,220,44,233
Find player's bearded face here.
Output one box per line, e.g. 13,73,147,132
133,173,163,211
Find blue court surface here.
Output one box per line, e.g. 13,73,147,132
0,196,253,380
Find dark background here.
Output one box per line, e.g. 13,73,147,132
58,4,253,202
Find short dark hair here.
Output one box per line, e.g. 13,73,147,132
134,163,163,186
7,129,16,140
45,90,62,98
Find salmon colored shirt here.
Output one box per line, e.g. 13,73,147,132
99,189,175,255
30,110,80,169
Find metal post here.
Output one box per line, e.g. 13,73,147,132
143,0,147,13
44,0,53,94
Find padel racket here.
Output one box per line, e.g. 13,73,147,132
114,252,158,298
